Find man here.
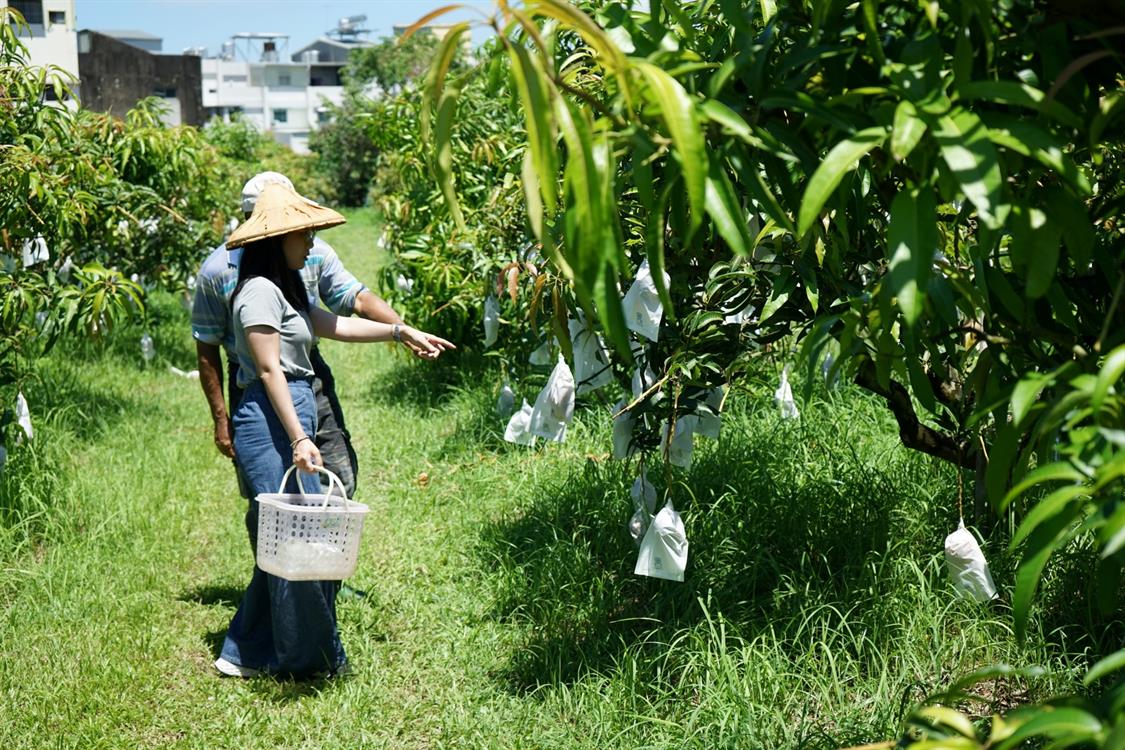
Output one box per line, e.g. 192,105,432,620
192,171,418,502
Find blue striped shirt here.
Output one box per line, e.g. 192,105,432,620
190,237,366,353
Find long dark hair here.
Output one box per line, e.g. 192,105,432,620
230,235,308,313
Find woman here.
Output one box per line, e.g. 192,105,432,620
214,184,453,678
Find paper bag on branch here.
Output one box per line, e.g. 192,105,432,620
568,317,613,394
775,367,799,420
944,519,999,603
529,356,575,442
622,260,670,342
635,502,688,582
483,295,500,348
504,400,536,446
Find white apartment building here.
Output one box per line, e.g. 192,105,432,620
2,0,79,94
202,32,369,154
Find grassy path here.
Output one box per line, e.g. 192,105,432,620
0,209,1091,749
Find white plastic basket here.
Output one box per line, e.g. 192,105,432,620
255,465,370,581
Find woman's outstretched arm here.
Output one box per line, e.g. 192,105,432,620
245,325,322,471
310,307,455,359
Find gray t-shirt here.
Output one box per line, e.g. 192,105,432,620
232,277,315,388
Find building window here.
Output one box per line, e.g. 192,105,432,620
11,0,43,23
10,1,43,25
278,73,291,86
48,10,65,26
272,109,288,124
317,109,331,124
153,87,176,98
223,74,247,84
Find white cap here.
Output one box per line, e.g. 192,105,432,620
240,171,294,214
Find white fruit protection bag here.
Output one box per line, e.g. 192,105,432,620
529,355,575,442
21,236,49,268
635,501,688,582
568,317,613,394
697,387,724,439
628,467,657,545
944,519,999,602
611,399,636,459
483,295,500,348
504,399,536,446
496,382,516,418
622,259,670,342
775,366,800,420
529,338,553,366
140,333,155,362
15,392,32,442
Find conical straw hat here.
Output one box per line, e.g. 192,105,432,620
226,183,346,248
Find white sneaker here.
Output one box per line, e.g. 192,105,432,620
214,657,262,678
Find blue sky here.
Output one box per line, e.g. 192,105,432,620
75,0,494,56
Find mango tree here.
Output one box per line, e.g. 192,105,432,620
419,0,1125,743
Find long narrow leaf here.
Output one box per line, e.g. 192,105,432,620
636,62,706,236
505,40,558,215
885,188,936,326
705,156,753,256
797,127,887,237
934,108,1008,229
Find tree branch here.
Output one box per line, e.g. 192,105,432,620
854,361,975,469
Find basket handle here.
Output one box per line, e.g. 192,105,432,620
276,464,349,510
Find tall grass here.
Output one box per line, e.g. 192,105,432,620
0,208,1100,749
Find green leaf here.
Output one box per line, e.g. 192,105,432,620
759,0,776,23
797,127,887,237
1002,462,1086,511
528,0,627,75
913,706,978,740
984,115,1092,195
593,261,632,363
934,108,1007,229
859,0,884,63
506,40,558,216
1093,344,1125,413
1010,484,1088,547
1042,187,1094,269
647,181,674,316
1012,506,1082,640
433,90,465,230
421,21,470,140
521,148,546,246
1012,375,1051,427
699,100,762,147
1009,207,1061,299
885,188,936,325
636,62,706,236
958,80,1083,129
1085,648,1125,685
986,421,1021,511
891,100,927,161
759,272,795,325
995,707,1102,750
705,156,753,257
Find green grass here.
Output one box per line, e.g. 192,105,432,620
0,207,1102,749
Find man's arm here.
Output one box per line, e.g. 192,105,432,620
196,341,235,458
352,289,402,325
314,244,426,356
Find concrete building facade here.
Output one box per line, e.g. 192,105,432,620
201,33,369,154
3,0,79,98
77,30,203,126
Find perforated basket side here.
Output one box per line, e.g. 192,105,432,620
255,493,370,581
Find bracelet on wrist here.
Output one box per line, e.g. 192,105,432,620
290,435,311,449
392,323,402,343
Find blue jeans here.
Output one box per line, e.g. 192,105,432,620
228,347,358,499
219,378,347,678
